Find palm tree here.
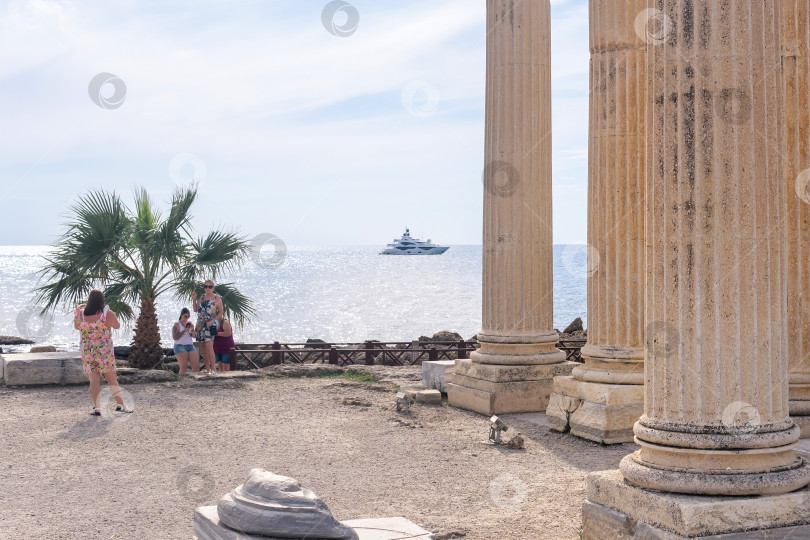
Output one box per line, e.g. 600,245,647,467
35,186,256,369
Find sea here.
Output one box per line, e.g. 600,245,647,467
0,245,589,351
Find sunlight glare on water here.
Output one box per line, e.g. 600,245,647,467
0,245,587,351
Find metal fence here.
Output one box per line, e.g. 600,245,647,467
229,338,587,370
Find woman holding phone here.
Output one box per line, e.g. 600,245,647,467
192,279,223,376
173,308,200,374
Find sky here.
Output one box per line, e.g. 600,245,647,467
0,0,590,246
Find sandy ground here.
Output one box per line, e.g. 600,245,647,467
0,366,637,540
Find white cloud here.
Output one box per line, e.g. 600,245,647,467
0,0,591,245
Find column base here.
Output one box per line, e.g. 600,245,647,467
446,360,576,415
583,469,810,539
546,376,643,444
790,398,810,438
620,449,810,496
793,416,810,439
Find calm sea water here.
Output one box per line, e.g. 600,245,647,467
0,245,589,351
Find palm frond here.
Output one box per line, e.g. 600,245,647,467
102,291,135,323
132,188,159,274
164,185,197,233
210,282,257,329
189,230,251,278
152,186,197,273
33,258,94,312
35,185,257,335
62,190,131,277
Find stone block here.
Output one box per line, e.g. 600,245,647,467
4,353,86,386
795,439,810,461
0,354,4,380
454,360,574,383
583,469,810,538
791,385,810,401
552,375,643,406
415,389,442,404
29,345,56,353
568,401,641,444
342,517,434,540
194,506,433,540
793,415,810,439
422,360,455,392
546,392,581,433
447,360,576,415
547,376,643,444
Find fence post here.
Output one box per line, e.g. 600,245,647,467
329,346,339,365
364,341,374,366
229,347,237,371
272,341,282,365
428,347,438,362
457,340,467,360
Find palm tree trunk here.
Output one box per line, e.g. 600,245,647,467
129,297,163,370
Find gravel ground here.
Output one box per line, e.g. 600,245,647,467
0,366,636,540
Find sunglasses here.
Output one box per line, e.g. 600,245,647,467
204,285,213,289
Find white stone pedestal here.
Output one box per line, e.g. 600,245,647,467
422,360,455,393
194,506,433,540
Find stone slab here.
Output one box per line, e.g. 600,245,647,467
547,377,643,444
585,469,810,538
568,401,641,444
792,415,810,439
552,376,644,406
3,353,86,386
415,389,442,404
583,500,810,539
454,359,575,383
343,517,434,540
448,360,576,415
0,354,4,380
791,385,810,401
790,401,810,415
194,506,433,540
447,379,552,415
422,360,455,393
795,439,810,461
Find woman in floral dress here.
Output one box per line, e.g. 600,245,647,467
73,289,132,415
192,279,223,376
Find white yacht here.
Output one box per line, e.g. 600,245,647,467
380,228,449,255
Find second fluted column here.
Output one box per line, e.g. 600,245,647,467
448,0,570,415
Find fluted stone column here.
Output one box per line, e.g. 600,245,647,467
447,0,571,416
547,0,646,444
583,2,810,538
782,2,810,438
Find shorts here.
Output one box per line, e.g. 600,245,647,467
174,344,196,355
215,352,230,364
